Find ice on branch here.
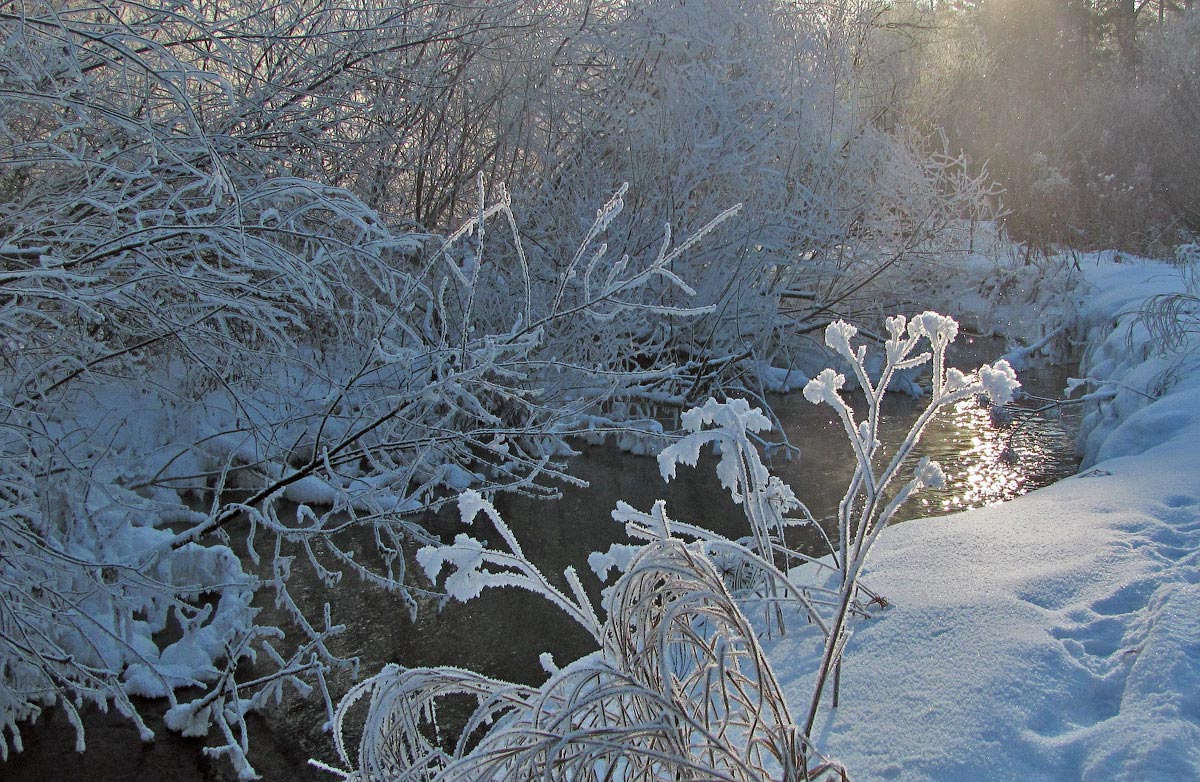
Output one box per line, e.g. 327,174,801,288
980,359,1021,406
945,367,971,394
659,397,774,502
416,492,602,642
803,368,848,407
682,396,774,433
825,321,860,358
914,310,960,345
417,534,489,602
913,457,947,490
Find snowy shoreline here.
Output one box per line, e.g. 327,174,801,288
776,255,1200,781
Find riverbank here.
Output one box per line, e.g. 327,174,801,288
773,253,1200,780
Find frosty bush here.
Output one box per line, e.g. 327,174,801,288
0,171,734,775
0,0,738,765
331,313,1019,782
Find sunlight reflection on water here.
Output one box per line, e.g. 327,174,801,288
768,341,1080,527
912,392,1080,516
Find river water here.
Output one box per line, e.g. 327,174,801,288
3,339,1080,780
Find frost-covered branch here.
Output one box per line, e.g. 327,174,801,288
416,491,603,643
799,312,1019,739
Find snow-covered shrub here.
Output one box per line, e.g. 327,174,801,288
0,416,282,774
0,2,739,771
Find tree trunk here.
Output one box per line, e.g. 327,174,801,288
1114,0,1141,68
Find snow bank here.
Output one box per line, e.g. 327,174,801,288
773,254,1200,781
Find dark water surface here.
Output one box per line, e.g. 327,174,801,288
2,340,1080,780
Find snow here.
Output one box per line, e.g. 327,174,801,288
770,253,1200,781
977,358,1020,406
803,367,848,406
760,363,811,392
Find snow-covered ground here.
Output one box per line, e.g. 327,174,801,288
772,254,1200,781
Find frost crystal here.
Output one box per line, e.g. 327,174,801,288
416,535,488,601
945,367,970,394
914,311,959,344
457,489,490,525
824,321,859,357
979,359,1021,406
679,396,772,435
913,457,946,490
765,476,800,514
803,368,846,406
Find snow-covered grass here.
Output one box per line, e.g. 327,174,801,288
775,253,1200,781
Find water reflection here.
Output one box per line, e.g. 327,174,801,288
917,393,1079,514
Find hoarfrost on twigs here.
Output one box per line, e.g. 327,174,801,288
980,359,1021,406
